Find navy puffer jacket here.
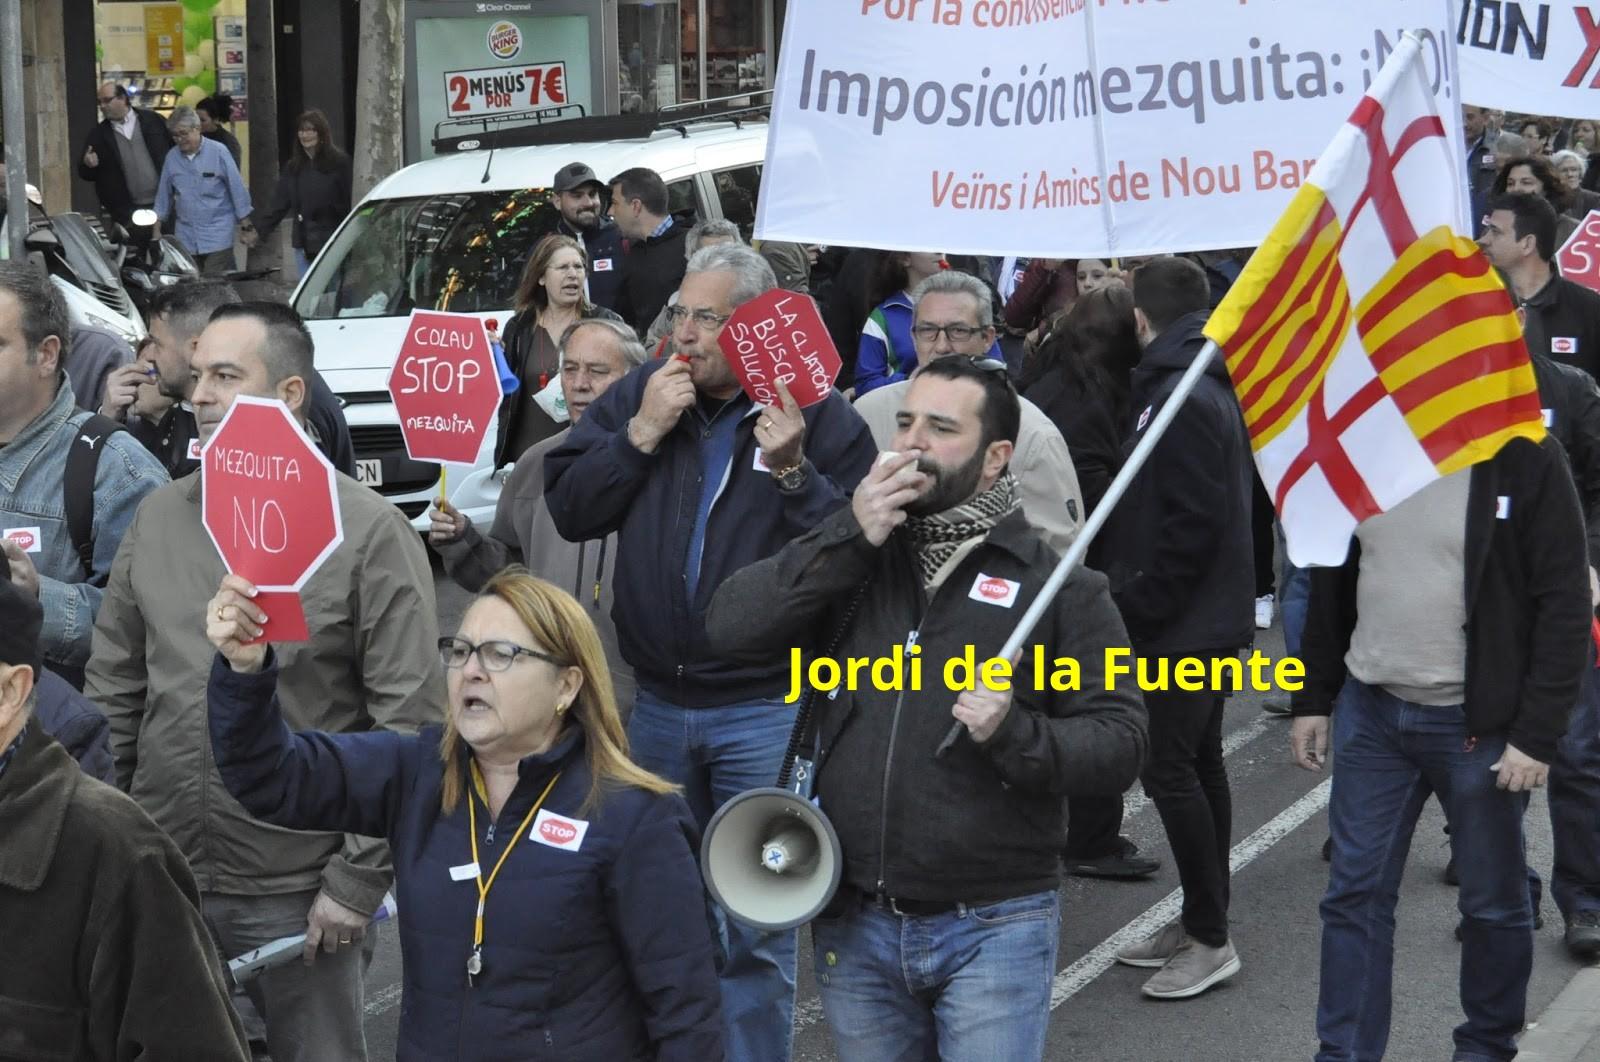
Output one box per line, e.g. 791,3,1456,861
207,652,723,1061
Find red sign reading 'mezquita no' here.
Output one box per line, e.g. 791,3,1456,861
389,310,505,465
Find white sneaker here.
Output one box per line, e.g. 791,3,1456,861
1254,594,1275,630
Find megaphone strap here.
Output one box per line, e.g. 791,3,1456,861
778,579,872,791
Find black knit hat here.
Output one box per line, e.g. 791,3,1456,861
0,552,44,675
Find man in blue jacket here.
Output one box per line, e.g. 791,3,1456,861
544,242,877,1062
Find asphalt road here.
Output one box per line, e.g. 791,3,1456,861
352,564,1593,1061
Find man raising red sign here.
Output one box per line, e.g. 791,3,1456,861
85,302,445,1062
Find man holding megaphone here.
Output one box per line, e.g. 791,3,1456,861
707,356,1148,1061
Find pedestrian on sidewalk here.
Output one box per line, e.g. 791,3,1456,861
154,106,255,276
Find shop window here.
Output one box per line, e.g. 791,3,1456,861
618,0,682,110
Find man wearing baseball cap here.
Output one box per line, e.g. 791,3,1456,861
0,570,250,1059
536,160,625,311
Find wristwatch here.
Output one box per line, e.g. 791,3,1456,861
772,460,808,492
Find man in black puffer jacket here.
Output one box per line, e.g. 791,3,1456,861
1094,256,1255,1000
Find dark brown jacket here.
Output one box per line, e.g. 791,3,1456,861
0,725,248,1061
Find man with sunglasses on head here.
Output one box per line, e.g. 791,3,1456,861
84,301,444,1062
851,270,1085,556
707,355,1147,1061
79,81,171,231
545,242,876,1062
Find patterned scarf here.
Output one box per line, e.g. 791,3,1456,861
902,473,1020,588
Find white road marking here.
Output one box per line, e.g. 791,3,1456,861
1049,778,1332,1009
1122,712,1280,820
365,982,404,1017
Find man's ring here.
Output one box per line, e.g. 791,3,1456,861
216,606,226,621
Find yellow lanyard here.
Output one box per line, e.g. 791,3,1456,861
465,762,561,983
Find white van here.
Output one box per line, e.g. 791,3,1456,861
290,111,770,531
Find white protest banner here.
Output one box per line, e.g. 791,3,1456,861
756,0,1463,257
1455,0,1600,117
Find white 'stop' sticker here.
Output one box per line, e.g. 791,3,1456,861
593,258,613,272
188,438,203,460
2,526,42,553
969,573,1020,608
1552,337,1578,355
531,809,590,852
753,447,769,472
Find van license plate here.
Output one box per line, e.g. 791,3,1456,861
355,459,383,487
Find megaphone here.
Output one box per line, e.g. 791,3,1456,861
701,786,843,931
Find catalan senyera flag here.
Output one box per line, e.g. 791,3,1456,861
1203,33,1546,566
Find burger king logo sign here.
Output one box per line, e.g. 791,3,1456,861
487,20,522,61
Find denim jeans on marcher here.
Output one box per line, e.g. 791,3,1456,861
1547,657,1600,920
1318,680,1532,1062
629,688,799,1062
1278,558,1309,660
812,890,1059,1062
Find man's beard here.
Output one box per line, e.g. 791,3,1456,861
564,208,598,230
904,445,987,517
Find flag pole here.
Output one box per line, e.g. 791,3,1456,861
936,338,1224,758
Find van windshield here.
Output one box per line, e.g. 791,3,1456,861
294,189,555,319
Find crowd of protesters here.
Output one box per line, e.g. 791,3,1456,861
3,103,1600,1062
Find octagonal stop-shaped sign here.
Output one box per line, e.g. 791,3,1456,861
201,396,344,643
389,310,505,465
1556,210,1600,296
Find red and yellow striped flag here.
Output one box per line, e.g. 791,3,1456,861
1204,34,1544,565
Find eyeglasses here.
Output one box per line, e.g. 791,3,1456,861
664,305,732,331
966,356,1018,392
438,636,566,673
910,323,990,343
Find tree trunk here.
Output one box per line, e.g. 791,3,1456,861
245,0,279,211
353,0,404,198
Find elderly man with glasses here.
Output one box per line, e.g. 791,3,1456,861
79,81,173,230
544,242,877,1062
706,354,1148,1061
851,269,1085,557
153,106,255,276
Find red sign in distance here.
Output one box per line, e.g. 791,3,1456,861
389,311,505,465
201,397,344,644
1557,210,1600,294
717,291,842,409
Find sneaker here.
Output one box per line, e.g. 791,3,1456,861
1261,700,1293,717
1255,594,1275,629
1321,835,1332,862
1140,939,1242,999
1564,911,1600,961
1443,857,1458,886
1065,838,1161,880
1116,919,1186,968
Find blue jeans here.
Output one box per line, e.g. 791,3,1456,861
812,890,1059,1062
1547,658,1600,920
629,689,799,1062
1279,558,1310,660
1318,680,1532,1062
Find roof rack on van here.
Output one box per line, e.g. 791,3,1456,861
429,91,772,155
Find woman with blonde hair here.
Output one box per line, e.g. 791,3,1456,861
204,567,723,1061
496,233,624,463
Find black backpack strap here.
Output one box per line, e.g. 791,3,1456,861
65,414,124,583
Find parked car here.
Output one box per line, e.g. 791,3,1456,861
290,107,771,530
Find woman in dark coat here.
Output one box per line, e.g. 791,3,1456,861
197,95,242,167
494,234,624,465
1022,283,1141,518
253,108,353,276
205,567,724,1062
